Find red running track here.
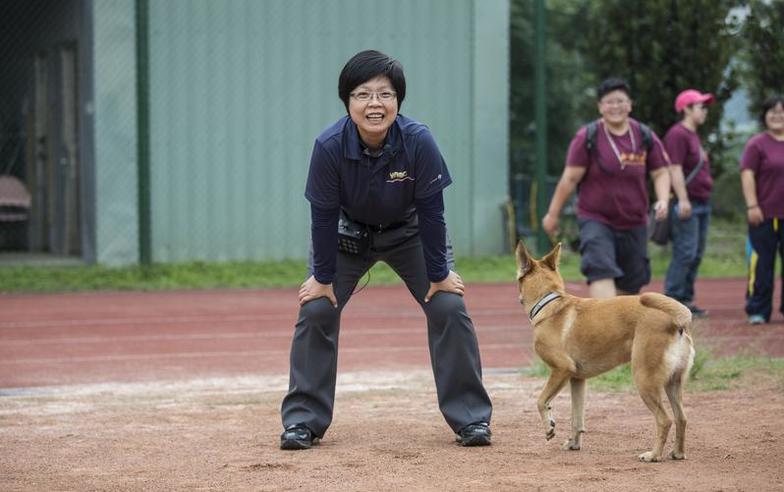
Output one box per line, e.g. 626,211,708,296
1,278,782,388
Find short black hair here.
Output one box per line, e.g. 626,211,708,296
760,95,784,127
597,77,631,101
338,50,406,112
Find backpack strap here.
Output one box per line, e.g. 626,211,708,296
684,150,705,185
584,120,599,153
583,120,612,174
638,122,654,152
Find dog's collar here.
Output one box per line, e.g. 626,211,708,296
529,292,562,320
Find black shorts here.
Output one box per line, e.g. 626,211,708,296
578,218,651,294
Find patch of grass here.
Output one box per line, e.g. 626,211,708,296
590,364,635,392
690,354,784,391
522,357,637,392
0,247,748,294
521,352,784,393
0,259,309,294
522,358,551,378
689,346,711,381
0,217,748,293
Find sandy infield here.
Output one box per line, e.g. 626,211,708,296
2,369,783,491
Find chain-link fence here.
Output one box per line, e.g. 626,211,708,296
0,0,510,265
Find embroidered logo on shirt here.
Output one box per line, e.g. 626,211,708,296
387,171,414,183
619,151,647,167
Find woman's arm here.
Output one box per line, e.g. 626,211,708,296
741,169,764,226
415,191,448,283
415,191,467,302
299,204,339,307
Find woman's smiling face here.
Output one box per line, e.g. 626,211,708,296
765,102,784,134
348,75,399,148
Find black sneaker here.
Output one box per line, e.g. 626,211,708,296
280,425,319,450
455,422,492,446
686,304,708,318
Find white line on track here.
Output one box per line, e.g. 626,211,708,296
0,309,523,330
0,323,526,345
0,343,525,365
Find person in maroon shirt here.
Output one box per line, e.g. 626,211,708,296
741,95,784,325
543,78,671,299
663,89,715,318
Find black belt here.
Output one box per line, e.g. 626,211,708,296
358,220,408,233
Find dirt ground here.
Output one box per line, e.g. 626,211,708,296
2,279,783,490
2,369,783,491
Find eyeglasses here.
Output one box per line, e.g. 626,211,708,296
350,91,397,102
601,98,631,107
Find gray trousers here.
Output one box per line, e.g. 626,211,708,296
280,230,492,438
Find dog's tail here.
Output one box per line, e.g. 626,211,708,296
640,293,692,332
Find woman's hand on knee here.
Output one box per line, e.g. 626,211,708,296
424,270,465,303
299,275,338,307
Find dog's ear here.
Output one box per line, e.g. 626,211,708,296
515,240,532,279
541,242,562,271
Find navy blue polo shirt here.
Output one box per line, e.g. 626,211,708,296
305,114,453,283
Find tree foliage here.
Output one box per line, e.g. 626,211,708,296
510,0,746,178
509,0,593,177
580,1,742,154
741,0,784,116
509,0,784,222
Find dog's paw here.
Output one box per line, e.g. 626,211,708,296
638,451,662,463
545,420,556,441
561,438,581,451
669,450,686,460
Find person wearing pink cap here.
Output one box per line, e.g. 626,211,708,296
740,95,784,325
662,89,716,318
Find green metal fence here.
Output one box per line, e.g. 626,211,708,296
0,0,509,266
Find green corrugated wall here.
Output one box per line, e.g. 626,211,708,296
93,0,508,264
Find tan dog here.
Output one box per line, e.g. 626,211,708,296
515,241,695,462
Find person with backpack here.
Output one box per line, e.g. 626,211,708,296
663,89,715,318
542,77,671,299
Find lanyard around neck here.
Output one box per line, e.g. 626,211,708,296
602,121,636,170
